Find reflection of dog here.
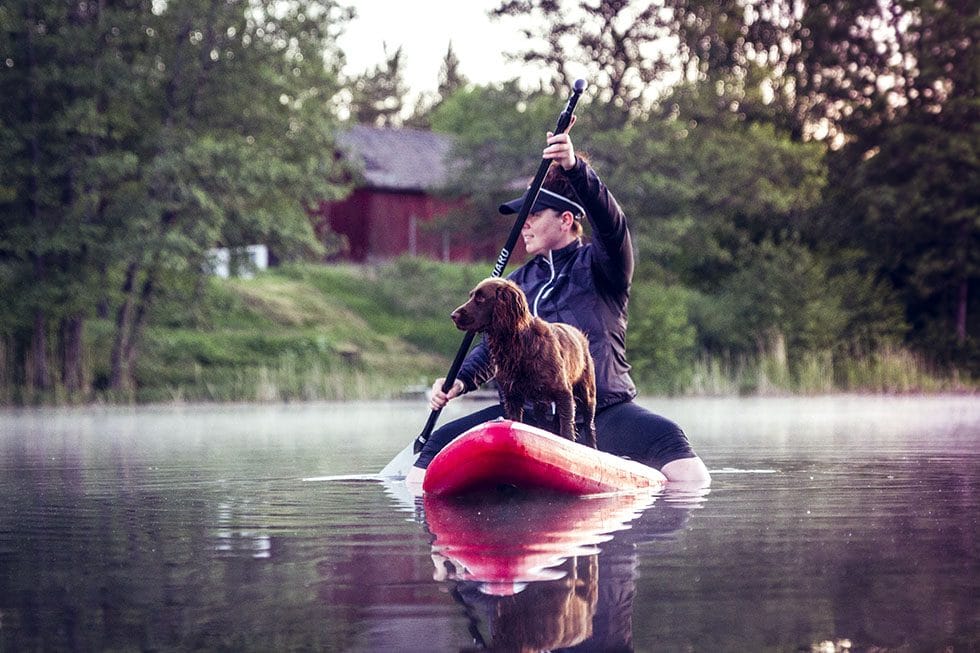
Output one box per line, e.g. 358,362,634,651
451,278,597,446
457,555,599,653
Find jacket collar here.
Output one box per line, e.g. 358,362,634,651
535,238,582,270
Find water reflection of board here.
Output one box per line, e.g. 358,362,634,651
422,419,667,496
424,491,655,591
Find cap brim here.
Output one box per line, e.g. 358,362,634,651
498,195,548,215
498,188,586,217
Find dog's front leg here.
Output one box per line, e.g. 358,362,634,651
555,393,576,441
575,387,598,448
502,395,524,423
580,410,597,448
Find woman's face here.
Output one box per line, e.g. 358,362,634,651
522,208,575,256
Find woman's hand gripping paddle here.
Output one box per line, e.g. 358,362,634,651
380,79,587,479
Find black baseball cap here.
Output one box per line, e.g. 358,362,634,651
498,188,585,219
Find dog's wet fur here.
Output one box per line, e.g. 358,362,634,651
451,278,597,447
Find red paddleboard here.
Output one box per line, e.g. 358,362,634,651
422,419,667,496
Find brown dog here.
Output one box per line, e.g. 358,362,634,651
451,278,597,447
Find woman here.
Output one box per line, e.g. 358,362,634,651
407,123,710,484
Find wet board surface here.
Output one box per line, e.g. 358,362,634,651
422,419,667,496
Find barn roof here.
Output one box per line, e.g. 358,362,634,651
337,125,455,192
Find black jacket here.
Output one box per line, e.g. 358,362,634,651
457,157,637,409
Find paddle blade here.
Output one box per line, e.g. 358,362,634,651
379,442,419,479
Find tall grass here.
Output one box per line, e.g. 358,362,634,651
671,347,966,397
135,356,425,403
835,346,951,393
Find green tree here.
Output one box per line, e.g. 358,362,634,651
427,81,563,251
594,81,827,289
591,80,913,370
627,283,697,394
105,0,347,394
437,41,467,101
492,0,976,376
347,43,409,127
825,116,979,369
491,0,674,125
0,0,350,401
817,0,979,370
689,240,847,355
406,41,469,129
660,0,908,141
658,0,978,369
0,0,149,398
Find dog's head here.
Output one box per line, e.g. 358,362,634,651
451,278,531,333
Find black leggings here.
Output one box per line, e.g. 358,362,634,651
414,400,697,470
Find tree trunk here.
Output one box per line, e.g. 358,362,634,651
956,277,967,346
24,0,50,395
60,314,86,397
0,334,11,404
189,260,209,327
109,261,139,392
30,309,52,392
97,259,111,319
122,271,157,386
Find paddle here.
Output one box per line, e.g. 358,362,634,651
380,79,587,479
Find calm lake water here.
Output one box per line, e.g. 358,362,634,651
0,396,977,652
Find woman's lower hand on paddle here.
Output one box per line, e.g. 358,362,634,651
429,378,465,411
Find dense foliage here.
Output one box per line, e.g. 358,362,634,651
1,0,351,401
116,262,472,403
432,0,977,387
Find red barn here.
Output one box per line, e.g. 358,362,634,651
313,125,495,263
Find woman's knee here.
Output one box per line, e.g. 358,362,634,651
596,401,697,469
660,456,711,483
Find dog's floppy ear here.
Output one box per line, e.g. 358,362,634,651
494,281,530,326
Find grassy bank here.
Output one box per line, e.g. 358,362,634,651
102,260,491,403
134,260,971,402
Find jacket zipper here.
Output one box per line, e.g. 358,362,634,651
532,250,557,317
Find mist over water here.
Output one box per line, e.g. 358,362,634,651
1,396,976,651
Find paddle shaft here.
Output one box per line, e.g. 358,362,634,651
413,79,587,454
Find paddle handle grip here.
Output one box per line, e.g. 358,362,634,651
414,80,587,453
